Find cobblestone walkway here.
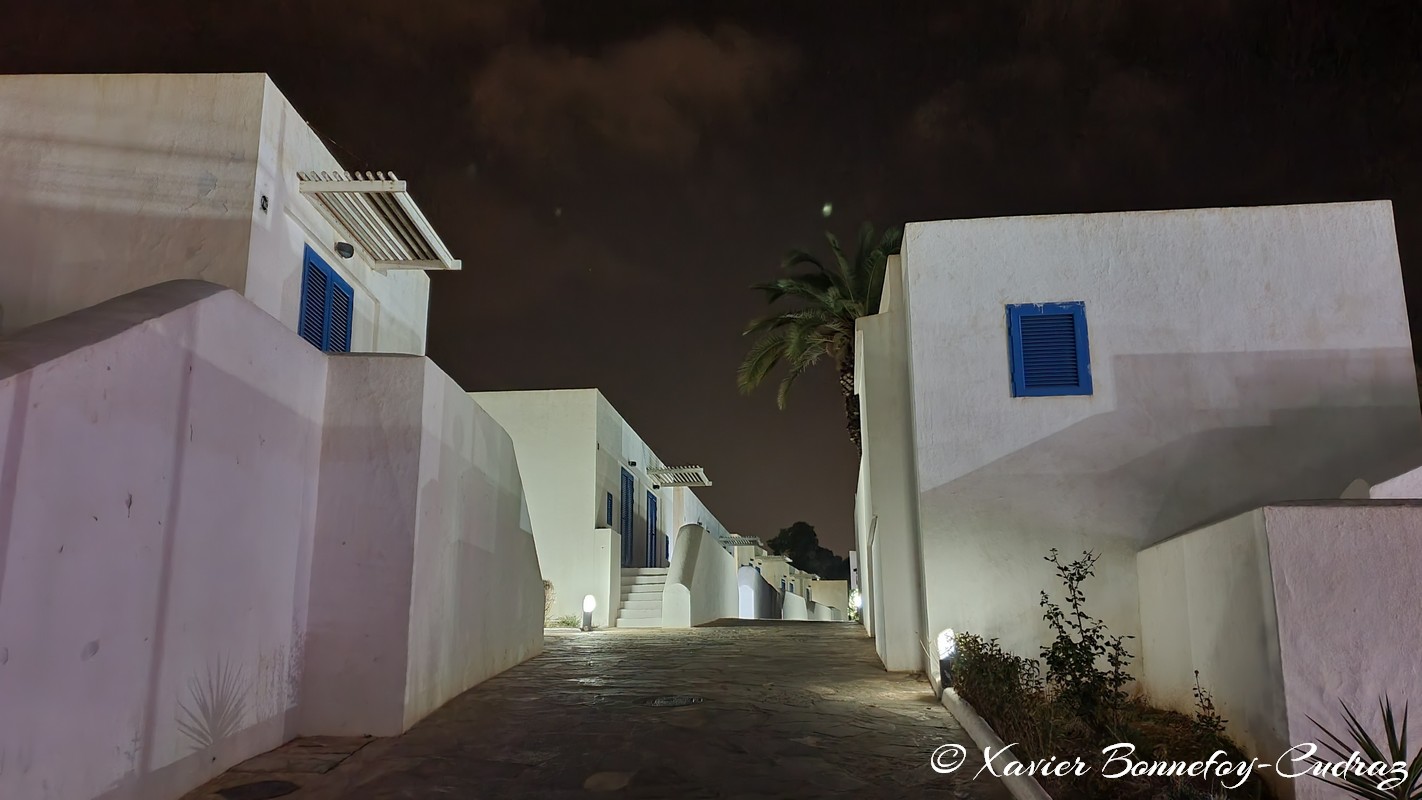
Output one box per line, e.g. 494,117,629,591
185,621,1009,799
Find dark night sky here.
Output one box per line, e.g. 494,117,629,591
6,1,1422,554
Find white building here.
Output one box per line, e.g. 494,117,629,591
857,201,1422,690
472,388,732,628
0,74,542,800
0,73,458,353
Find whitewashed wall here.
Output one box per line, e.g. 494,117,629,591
594,393,670,569
901,201,1422,664
245,76,429,356
1138,501,1422,800
662,524,738,627
0,283,542,800
854,255,927,670
0,74,261,335
470,390,603,624
1136,509,1288,790
0,283,322,800
0,73,430,354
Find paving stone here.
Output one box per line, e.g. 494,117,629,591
181,622,1011,799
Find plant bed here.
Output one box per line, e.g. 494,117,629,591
950,550,1274,800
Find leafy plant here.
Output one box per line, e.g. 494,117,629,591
952,632,1056,755
1193,671,1228,736
1308,697,1422,799
547,614,580,628
1039,549,1134,726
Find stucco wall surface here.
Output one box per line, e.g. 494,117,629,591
0,282,543,800
1138,501,1422,800
0,73,430,355
663,524,739,628
0,74,263,335
1136,510,1289,785
1264,502,1422,800
470,390,602,623
782,591,809,621
0,282,324,800
901,201,1422,663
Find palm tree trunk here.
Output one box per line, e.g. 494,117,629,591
839,354,861,457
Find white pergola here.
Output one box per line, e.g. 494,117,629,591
647,465,712,489
297,171,461,271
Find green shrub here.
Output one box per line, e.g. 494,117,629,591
1039,549,1133,727
947,548,1272,799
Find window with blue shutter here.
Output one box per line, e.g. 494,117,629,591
1006,301,1092,397
619,469,635,567
645,491,658,568
605,492,614,527
298,245,355,353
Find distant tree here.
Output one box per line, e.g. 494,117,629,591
737,222,903,456
766,521,850,580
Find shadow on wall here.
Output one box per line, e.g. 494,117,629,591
0,282,323,800
926,348,1422,550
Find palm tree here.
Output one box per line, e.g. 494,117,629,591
737,222,903,455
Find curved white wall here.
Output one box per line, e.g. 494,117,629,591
662,524,738,628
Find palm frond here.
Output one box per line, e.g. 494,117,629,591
736,328,788,392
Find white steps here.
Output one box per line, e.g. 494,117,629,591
615,568,667,628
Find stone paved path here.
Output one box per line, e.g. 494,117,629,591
184,621,1010,799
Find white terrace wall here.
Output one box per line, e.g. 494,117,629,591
0,73,428,354
305,357,543,734
0,282,542,800
1137,501,1422,800
663,524,739,628
900,201,1422,672
470,390,612,625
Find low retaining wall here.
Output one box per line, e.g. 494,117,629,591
663,524,738,627
1138,500,1422,800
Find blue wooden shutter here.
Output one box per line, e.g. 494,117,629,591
298,255,328,349
645,492,658,567
329,281,353,353
619,469,634,567
605,492,614,526
1006,302,1092,397
298,246,356,353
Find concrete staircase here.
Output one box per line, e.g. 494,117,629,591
615,568,666,628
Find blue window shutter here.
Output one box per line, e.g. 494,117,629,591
298,246,356,353
298,255,328,349
605,492,614,526
619,469,634,567
328,281,354,353
1006,302,1092,397
645,491,658,567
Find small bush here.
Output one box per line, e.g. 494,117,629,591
547,614,580,628
1039,549,1133,727
1192,670,1227,737
948,549,1272,800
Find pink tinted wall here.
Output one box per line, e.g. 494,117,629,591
0,282,326,800
0,282,544,800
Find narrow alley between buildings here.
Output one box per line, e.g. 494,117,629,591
183,622,1010,799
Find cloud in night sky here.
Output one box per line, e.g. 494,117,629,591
470,25,799,168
